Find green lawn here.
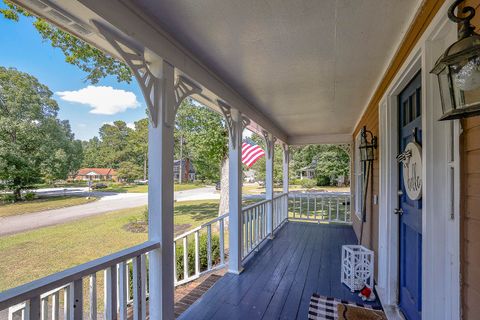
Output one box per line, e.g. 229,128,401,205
242,184,350,195
99,183,204,193
0,200,220,292
0,196,97,218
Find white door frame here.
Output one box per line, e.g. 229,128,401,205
376,2,460,319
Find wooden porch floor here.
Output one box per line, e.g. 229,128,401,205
178,221,379,320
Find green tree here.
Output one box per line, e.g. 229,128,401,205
175,100,228,182
0,67,82,200
290,144,350,186
81,137,102,167
117,161,143,182
128,119,149,180
1,1,132,84
97,121,132,168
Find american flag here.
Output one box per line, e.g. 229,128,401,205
242,140,265,168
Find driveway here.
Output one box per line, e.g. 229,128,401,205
0,187,219,237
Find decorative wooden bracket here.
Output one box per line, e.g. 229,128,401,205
167,75,202,126
262,130,276,159
218,100,238,149
242,116,250,132
94,21,201,128
174,76,201,110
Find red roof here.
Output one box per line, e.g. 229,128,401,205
76,168,117,176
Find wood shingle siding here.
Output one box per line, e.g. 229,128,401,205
461,2,480,319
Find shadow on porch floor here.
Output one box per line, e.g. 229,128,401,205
178,221,380,320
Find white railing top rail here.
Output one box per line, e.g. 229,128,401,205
289,191,350,196
272,192,288,200
0,240,160,310
242,199,269,212
174,212,228,241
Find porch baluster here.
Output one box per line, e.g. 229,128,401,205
89,274,97,320
183,237,188,280
219,220,225,265
336,198,340,221
104,266,117,320
118,262,128,320
52,292,60,320
194,231,200,275
207,225,212,270
41,296,48,320
173,242,177,282
64,284,71,320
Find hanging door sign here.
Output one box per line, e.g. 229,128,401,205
397,141,423,200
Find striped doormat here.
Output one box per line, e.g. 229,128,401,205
308,293,383,320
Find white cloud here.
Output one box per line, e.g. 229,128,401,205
126,122,135,129
56,85,140,115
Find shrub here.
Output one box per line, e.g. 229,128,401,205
300,178,316,189
142,206,149,223
1,194,16,203
24,192,36,201
175,233,221,281
316,175,331,186
290,178,302,185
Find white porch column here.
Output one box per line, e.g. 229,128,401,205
97,25,203,319
282,143,289,194
219,102,246,274
263,131,276,239
147,60,175,320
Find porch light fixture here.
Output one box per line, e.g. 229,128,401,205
431,0,480,121
359,126,377,162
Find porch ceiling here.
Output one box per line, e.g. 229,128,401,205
15,0,419,143
133,0,419,140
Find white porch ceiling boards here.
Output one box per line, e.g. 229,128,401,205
132,0,419,141
14,0,419,144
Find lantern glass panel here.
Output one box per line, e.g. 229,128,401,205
450,56,480,110
360,147,367,162
437,66,454,116
367,147,374,161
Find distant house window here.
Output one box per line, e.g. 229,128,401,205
355,132,365,218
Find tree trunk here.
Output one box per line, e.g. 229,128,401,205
13,188,21,202
218,156,229,216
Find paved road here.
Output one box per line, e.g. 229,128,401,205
0,187,219,237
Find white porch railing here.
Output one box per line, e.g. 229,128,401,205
173,213,228,286
289,192,351,223
241,199,268,259
242,192,289,260
272,193,289,231
2,241,158,320
2,191,297,318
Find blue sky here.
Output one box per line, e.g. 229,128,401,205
0,9,146,141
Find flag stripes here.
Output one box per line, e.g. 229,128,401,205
242,142,265,167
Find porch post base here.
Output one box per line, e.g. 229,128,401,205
228,266,244,275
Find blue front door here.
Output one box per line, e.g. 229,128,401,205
398,72,422,320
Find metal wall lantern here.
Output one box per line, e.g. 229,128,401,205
431,0,480,121
359,126,377,162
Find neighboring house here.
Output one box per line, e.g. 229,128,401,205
297,160,316,180
70,168,118,182
173,159,196,182
244,169,256,183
